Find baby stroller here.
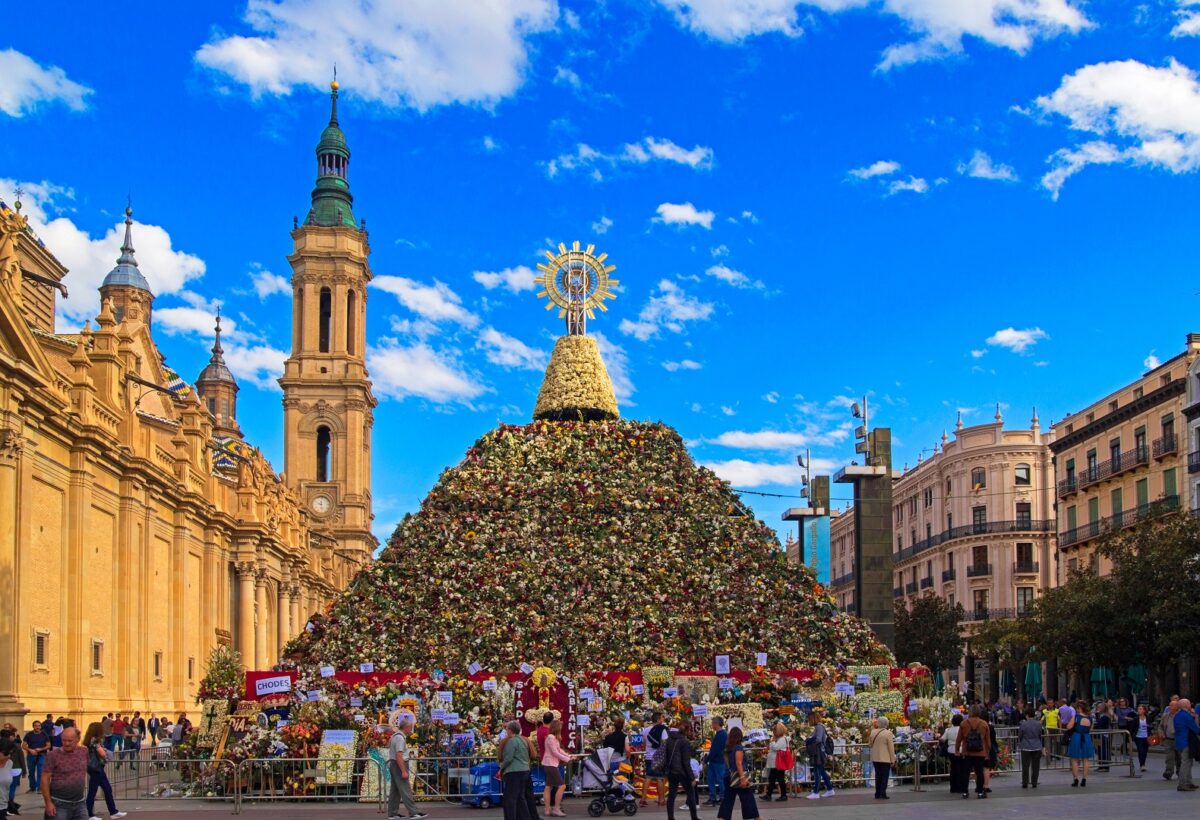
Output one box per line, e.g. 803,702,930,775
580,747,638,817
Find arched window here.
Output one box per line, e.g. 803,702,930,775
318,287,332,353
294,287,303,349
346,289,357,355
316,426,331,482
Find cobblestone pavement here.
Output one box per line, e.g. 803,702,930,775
47,762,1199,820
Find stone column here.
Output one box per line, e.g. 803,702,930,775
236,561,256,667
277,577,291,653
289,585,301,644
0,427,26,723
255,570,269,670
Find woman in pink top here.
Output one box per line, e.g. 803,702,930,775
542,718,573,816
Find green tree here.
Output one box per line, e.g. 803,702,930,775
969,616,1036,698
1097,512,1200,699
894,593,966,671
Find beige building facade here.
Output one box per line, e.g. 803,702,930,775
829,411,1055,694
0,84,373,726
1050,334,1200,578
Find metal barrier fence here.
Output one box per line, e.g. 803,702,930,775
233,756,387,814
89,729,1142,813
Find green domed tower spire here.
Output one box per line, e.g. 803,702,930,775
305,78,356,228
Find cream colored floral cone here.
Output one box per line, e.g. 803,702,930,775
534,335,620,421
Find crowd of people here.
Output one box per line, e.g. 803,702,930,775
0,711,193,820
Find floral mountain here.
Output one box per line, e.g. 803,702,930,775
288,416,891,673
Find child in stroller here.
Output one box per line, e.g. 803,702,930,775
578,747,638,816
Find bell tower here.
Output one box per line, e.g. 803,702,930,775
280,79,377,561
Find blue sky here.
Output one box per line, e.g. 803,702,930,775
4,1,1200,565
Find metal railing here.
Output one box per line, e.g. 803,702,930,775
1059,495,1181,547
831,571,855,589
942,568,956,582
108,756,239,803
233,755,385,814
905,581,918,594
966,562,992,578
920,576,934,589
1153,434,1178,459
1013,560,1039,574
894,586,904,598
1059,447,1150,496
1188,450,1200,474
895,519,1054,562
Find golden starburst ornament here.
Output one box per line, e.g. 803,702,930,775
535,240,618,335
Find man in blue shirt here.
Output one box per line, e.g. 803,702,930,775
1114,699,1135,756
704,717,727,806
1173,698,1199,791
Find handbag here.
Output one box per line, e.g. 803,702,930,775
1148,734,1162,747
776,746,794,771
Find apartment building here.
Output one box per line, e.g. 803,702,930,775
828,410,1055,693
1050,334,1200,577
1186,348,1200,512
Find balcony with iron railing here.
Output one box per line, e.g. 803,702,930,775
942,568,956,583
1058,446,1150,497
894,518,1055,563
1153,434,1178,459
831,571,855,589
1013,560,1039,575
963,607,1023,623
894,586,904,598
966,562,992,578
1189,450,1200,474
1059,495,1181,548
920,576,934,589
905,581,918,594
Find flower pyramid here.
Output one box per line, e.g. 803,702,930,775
290,334,889,673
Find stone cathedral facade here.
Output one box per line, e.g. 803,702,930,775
0,82,375,725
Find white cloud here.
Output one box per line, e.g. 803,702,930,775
482,135,500,152
476,326,548,370
707,430,809,450
553,66,583,89
592,331,635,404
652,201,715,229
848,159,901,179
970,349,987,359
691,402,703,412
223,344,289,390
546,137,714,179
618,279,715,341
372,275,477,326
1173,1,1200,37
658,2,1090,70
472,265,537,293
662,359,703,371
721,405,737,416
762,391,779,403
1,179,206,328
0,49,93,117
957,149,1019,181
156,305,227,339
592,215,614,234
705,264,764,290
1144,351,1161,369
986,326,1048,353
658,0,804,41
389,316,439,339
701,458,800,488
195,0,558,111
1035,58,1200,198
368,338,486,403
886,175,929,195
250,264,291,298
740,209,759,223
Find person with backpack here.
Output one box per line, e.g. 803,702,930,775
955,705,991,799
665,721,699,820
645,712,669,807
804,711,833,800
762,722,790,801
868,716,895,800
